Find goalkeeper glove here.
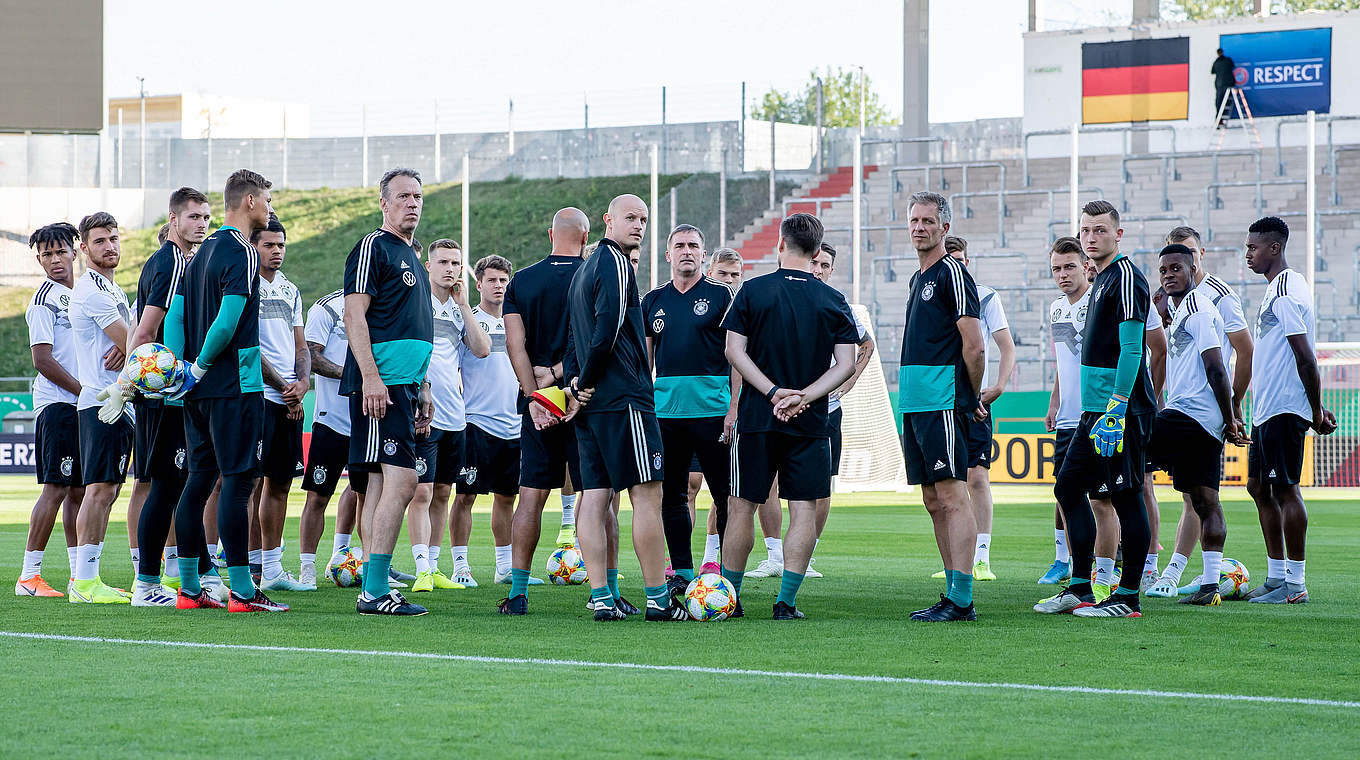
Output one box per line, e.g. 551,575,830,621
95,378,135,425
1089,394,1129,457
166,361,207,401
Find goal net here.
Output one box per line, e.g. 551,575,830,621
835,303,910,493
1310,342,1360,487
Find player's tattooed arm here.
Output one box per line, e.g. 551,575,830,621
283,326,311,405
308,341,342,380
1286,332,1336,435
261,355,289,393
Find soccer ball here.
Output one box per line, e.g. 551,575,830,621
1217,558,1250,599
546,546,587,585
684,573,737,621
124,343,181,395
330,551,363,588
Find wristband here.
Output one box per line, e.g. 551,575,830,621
765,386,780,402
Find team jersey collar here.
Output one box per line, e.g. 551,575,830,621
218,225,239,233
85,268,115,287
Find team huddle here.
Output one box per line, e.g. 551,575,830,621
13,167,1335,621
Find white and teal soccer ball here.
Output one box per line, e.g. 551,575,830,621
685,573,737,621
546,546,588,585
1217,558,1250,599
125,342,180,394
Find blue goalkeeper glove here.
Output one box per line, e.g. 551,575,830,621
1089,394,1128,457
166,361,207,401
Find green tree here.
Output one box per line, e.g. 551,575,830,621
1162,0,1360,19
749,67,897,127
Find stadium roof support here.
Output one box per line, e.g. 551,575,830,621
902,0,928,162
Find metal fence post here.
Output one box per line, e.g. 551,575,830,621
719,148,727,248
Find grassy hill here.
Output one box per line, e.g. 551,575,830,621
1,172,787,380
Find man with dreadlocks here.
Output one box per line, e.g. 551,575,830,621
15,223,84,597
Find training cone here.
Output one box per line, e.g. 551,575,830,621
530,386,567,418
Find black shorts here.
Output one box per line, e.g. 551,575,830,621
576,406,664,492
732,430,831,502
1052,427,1077,474
303,422,349,497
415,426,464,485
184,394,263,477
1149,409,1223,492
35,403,80,486
900,409,968,485
457,424,521,496
659,415,729,509
77,406,133,485
689,453,701,473
134,402,188,483
519,412,581,490
349,383,419,471
1056,411,1151,496
966,412,993,470
260,400,304,483
829,407,844,474
1248,413,1309,486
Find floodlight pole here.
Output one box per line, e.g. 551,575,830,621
719,148,728,248
1307,109,1317,304
650,143,660,291
138,76,146,192
362,105,369,187
462,152,470,292
434,100,441,184
853,132,863,304
1069,121,1079,236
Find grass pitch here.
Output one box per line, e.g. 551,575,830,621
0,479,1357,758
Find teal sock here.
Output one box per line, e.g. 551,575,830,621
947,572,973,607
645,584,669,610
944,569,957,596
720,566,744,598
510,568,530,598
676,568,695,582
227,565,255,597
776,570,805,607
607,568,620,601
590,586,615,607
1115,586,1139,597
363,553,392,598
202,565,220,578
178,558,201,594
136,573,160,585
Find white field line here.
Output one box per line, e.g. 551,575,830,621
4,630,1358,710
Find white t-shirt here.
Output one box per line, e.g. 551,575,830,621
978,284,1010,388
459,306,521,439
26,279,79,415
70,269,131,411
1252,268,1315,425
258,271,303,405
1166,290,1228,439
828,309,869,414
304,289,350,437
427,294,467,433
1194,273,1247,367
1048,289,1090,430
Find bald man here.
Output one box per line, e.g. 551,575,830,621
498,208,589,614
563,194,687,621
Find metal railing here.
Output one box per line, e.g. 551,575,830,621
1023,124,1178,186
1274,113,1360,176
889,161,1007,218
1119,149,1263,213
1329,146,1360,205
1047,213,1186,250
1202,179,1305,241
946,185,1106,248
859,136,946,169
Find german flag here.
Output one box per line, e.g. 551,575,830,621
1081,37,1189,124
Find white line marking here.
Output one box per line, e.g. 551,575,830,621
3,630,1357,709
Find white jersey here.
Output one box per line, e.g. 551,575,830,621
1165,290,1228,439
1194,273,1247,366
978,284,1010,388
828,309,869,414
26,279,79,415
70,269,131,411
459,306,521,439
1048,289,1090,430
304,289,350,437
258,271,303,405
1252,268,1315,425
427,294,467,432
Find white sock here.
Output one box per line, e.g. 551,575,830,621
1094,557,1115,585
429,545,442,570
1143,551,1159,575
75,544,101,581
1163,552,1188,584
300,552,316,571
494,544,512,574
452,545,470,572
765,537,783,564
560,493,576,526
333,533,351,555
207,542,219,559
702,534,720,565
1201,550,1223,587
1285,558,1306,586
1054,529,1070,563
20,549,43,580
812,538,819,557
262,546,284,579
974,533,991,565
162,546,180,577
412,544,431,574
1266,556,1286,581
130,547,140,564
67,546,77,577
249,548,263,567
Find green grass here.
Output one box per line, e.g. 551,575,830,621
0,479,1357,757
